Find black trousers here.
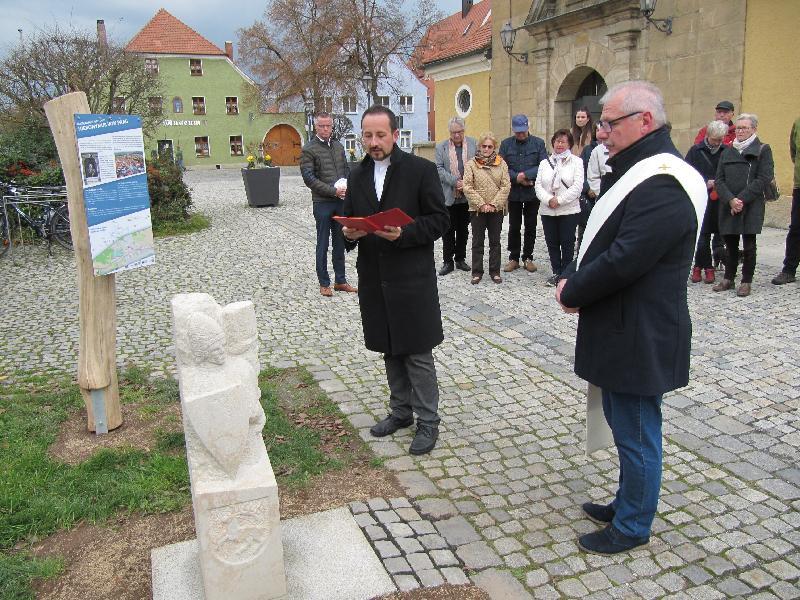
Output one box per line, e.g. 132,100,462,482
507,200,540,262
470,211,504,276
541,213,580,275
442,202,470,264
723,234,757,283
782,188,800,275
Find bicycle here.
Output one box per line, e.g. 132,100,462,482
1,181,72,257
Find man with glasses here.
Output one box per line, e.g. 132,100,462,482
556,81,706,555
435,117,476,275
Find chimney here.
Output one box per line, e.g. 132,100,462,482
225,41,234,61
97,19,108,51
461,0,473,18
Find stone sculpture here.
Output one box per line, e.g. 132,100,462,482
172,293,286,600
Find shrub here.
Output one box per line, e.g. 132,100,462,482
146,155,193,224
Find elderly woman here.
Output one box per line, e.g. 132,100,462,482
713,113,774,297
535,128,585,286
685,119,728,284
463,132,511,284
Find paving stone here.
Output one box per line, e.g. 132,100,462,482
395,536,423,554
429,549,459,567
389,497,412,509
715,576,753,596
374,540,401,559
374,509,400,524
435,515,481,546
472,568,533,599
440,566,469,585
418,534,449,550
392,574,420,592
739,568,777,589
409,520,437,535
455,541,503,569
354,513,376,527
416,498,457,519
384,557,412,575
367,498,390,511
364,525,387,541
386,522,414,538
417,569,445,588
349,500,368,514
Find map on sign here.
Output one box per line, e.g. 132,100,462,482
74,114,155,276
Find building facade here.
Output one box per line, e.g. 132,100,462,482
492,0,799,191
126,9,305,167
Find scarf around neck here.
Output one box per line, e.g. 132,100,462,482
475,152,499,167
732,133,757,152
448,140,464,196
704,138,723,154
549,150,571,193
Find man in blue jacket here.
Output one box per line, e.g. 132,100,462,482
499,114,547,273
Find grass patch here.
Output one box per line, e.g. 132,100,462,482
152,212,210,238
0,553,63,600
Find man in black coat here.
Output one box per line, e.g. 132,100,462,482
342,106,450,455
556,81,703,555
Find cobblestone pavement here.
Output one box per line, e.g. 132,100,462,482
2,169,800,599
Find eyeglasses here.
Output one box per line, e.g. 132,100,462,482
480,144,495,149
450,130,465,135
596,111,642,133
734,125,753,130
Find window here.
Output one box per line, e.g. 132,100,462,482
226,97,239,115
144,58,159,74
396,115,404,129
195,136,210,157
148,96,163,115
455,85,472,118
375,95,390,108
344,135,358,156
111,97,126,113
229,135,243,156
192,97,206,115
317,97,333,113
173,97,183,113
399,130,412,150
190,59,203,76
342,96,357,113
399,96,414,113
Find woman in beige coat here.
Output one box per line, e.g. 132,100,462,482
463,132,511,283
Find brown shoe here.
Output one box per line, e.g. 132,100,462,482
736,282,751,297
503,260,520,272
712,279,733,292
334,283,358,293
524,259,538,273
320,286,333,297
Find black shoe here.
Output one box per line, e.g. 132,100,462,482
772,272,796,285
455,260,470,272
582,502,615,524
409,423,439,455
438,263,454,276
370,414,414,437
545,274,559,286
578,524,649,555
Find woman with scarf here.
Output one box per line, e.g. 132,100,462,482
713,113,774,297
685,119,728,284
463,132,511,284
535,129,585,286
571,107,594,157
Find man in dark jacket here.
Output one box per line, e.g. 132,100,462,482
556,81,704,555
300,112,356,297
498,115,547,273
342,106,449,455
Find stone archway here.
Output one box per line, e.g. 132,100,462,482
263,124,303,166
554,68,607,133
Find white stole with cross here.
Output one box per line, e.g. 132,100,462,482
577,152,707,455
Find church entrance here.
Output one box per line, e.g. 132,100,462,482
554,68,607,133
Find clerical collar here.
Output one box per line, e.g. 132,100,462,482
374,156,391,168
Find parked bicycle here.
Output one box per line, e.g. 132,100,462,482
1,181,72,257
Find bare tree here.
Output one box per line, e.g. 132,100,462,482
0,24,163,137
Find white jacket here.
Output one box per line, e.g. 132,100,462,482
587,143,610,196
535,153,584,216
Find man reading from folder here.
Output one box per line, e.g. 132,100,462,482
342,105,449,456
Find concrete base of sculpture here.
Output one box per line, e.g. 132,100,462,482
152,507,396,600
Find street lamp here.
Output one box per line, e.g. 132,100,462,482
500,22,528,64
360,73,374,107
640,0,673,35
304,98,314,142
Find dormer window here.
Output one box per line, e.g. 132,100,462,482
463,22,473,36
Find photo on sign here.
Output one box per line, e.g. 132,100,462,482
115,151,146,179
81,152,101,184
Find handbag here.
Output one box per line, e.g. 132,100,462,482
758,144,780,201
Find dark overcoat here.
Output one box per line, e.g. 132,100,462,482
343,146,450,356
715,139,773,235
685,142,723,234
560,128,698,396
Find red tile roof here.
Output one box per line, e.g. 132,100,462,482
417,0,492,66
125,8,225,56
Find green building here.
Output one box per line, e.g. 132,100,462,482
125,9,306,167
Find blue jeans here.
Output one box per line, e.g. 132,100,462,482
602,389,663,540
313,200,346,287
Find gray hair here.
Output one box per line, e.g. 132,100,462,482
706,120,728,138
736,113,758,129
600,80,667,127
448,117,466,132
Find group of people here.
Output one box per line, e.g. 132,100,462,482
299,82,798,557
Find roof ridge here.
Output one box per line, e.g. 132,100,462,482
125,8,226,56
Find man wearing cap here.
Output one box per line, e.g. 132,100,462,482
499,115,547,273
694,101,737,146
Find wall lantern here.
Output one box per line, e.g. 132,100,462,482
499,22,528,64
640,0,673,35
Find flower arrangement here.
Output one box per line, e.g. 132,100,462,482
264,154,272,167
246,154,256,169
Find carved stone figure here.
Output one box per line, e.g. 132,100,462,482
172,293,286,600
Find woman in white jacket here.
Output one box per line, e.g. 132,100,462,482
535,128,585,285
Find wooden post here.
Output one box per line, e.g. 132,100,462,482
44,92,122,432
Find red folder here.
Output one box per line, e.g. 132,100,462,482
333,208,414,233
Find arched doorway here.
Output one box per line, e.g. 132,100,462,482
554,68,607,133
263,125,302,166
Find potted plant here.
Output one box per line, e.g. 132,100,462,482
241,149,280,207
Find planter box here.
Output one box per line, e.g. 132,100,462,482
241,167,280,207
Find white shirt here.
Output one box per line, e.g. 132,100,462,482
374,157,390,202
587,144,611,196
